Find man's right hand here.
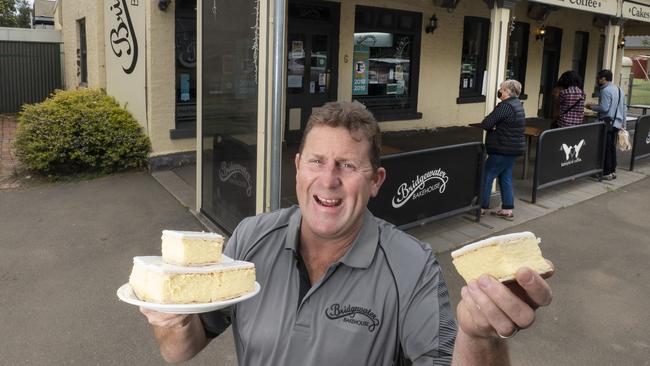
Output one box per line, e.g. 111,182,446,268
139,308,209,363
140,307,193,328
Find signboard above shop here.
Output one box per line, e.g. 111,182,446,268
529,0,618,16
623,1,650,22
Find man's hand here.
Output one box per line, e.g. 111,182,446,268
140,307,193,328
139,308,209,363
457,263,554,340
585,103,594,110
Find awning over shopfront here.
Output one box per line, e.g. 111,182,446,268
529,0,618,16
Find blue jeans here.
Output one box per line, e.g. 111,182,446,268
481,154,517,210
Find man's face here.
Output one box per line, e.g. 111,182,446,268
597,77,607,86
295,126,386,242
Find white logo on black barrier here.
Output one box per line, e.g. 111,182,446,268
560,140,585,167
219,162,253,197
646,132,650,144
391,169,449,208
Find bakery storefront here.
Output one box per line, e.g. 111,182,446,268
196,0,629,233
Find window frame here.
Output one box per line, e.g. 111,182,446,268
506,22,530,99
457,16,490,104
352,5,423,121
77,18,88,86
173,0,198,136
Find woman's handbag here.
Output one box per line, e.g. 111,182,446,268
617,128,632,151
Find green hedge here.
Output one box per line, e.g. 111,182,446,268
14,89,151,175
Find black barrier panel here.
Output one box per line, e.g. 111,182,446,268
209,134,257,234
630,116,650,171
532,122,606,203
368,142,484,229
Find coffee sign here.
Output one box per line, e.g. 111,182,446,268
623,2,650,22
530,0,617,16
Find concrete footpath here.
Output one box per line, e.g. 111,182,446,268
1,170,649,365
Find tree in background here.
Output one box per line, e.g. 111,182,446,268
0,0,32,28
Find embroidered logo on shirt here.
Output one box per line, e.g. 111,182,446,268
325,303,380,332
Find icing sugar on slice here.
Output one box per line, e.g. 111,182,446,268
451,231,539,258
133,255,253,274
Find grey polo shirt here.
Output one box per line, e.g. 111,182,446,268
200,206,456,365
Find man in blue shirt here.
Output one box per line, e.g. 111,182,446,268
587,69,627,180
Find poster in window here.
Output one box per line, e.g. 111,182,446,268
291,41,304,59
352,45,369,95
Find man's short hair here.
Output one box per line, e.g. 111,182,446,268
299,101,382,171
501,79,522,97
597,69,613,81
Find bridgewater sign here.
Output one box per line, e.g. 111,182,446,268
622,1,650,22
530,0,618,16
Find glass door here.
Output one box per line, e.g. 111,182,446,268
285,0,339,143
201,0,259,234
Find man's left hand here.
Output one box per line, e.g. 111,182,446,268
456,263,554,339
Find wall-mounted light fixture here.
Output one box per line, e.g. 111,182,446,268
158,0,172,11
425,14,438,34
618,37,626,49
535,25,546,41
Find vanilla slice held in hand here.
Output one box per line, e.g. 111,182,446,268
451,231,552,283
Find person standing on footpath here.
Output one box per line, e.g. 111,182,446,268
554,71,586,128
480,80,526,220
586,69,627,180
138,101,553,365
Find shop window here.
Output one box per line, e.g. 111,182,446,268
506,22,529,99
172,0,197,137
352,6,422,121
458,17,489,103
572,31,589,89
77,18,87,86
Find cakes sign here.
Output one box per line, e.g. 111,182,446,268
623,2,650,22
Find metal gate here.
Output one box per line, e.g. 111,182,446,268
0,40,62,113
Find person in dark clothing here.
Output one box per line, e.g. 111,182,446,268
480,80,526,220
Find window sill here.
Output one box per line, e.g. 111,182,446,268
374,111,423,122
170,128,196,140
456,96,486,104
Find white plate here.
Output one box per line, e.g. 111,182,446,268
117,282,261,314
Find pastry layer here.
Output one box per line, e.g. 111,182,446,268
129,256,255,304
161,230,224,266
451,231,552,282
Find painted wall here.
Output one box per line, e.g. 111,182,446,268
144,1,195,157
57,0,106,90
332,0,611,130
56,0,195,157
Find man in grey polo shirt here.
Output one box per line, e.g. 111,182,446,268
140,101,554,365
